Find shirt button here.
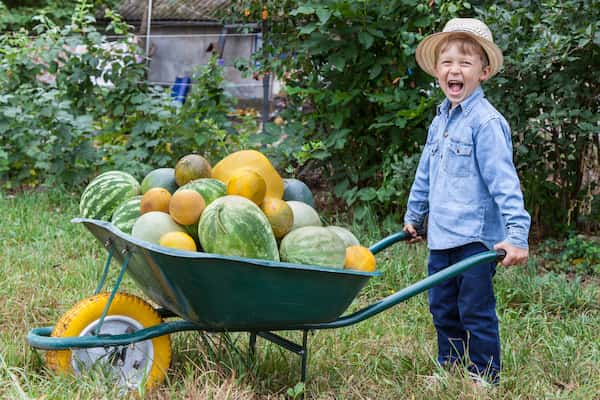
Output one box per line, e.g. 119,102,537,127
443,131,449,137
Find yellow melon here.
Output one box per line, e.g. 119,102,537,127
226,168,267,205
159,231,197,252
344,245,376,272
260,197,293,239
212,150,284,199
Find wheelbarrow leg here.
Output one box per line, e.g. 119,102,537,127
249,332,257,360
300,329,308,383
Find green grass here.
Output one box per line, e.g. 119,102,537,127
1,189,599,399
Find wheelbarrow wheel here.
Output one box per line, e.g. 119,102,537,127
46,292,171,391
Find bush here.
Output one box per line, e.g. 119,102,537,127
0,2,262,189
476,0,599,236
233,0,599,235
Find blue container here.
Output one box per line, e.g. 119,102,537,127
171,76,191,103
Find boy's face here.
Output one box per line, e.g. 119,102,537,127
435,42,491,108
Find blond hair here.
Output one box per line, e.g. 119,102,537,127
434,33,490,69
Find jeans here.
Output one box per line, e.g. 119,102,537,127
428,242,500,383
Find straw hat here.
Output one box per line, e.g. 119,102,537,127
416,18,503,78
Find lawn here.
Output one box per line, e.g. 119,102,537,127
1,189,598,399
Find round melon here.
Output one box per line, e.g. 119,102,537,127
175,154,212,186
177,178,226,205
111,196,142,234
212,150,284,199
131,211,185,245
280,226,346,268
261,197,293,239
283,178,314,207
326,226,360,247
80,171,141,221
198,195,279,261
226,168,267,205
287,201,322,231
141,168,178,194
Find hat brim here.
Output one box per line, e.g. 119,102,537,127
416,31,503,78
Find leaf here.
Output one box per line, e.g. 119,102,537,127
316,7,332,24
358,32,374,49
369,64,382,80
329,54,346,71
291,6,315,16
299,23,318,35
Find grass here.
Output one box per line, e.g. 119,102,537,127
1,188,599,399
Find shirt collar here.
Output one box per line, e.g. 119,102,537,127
437,86,485,117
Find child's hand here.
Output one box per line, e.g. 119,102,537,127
493,241,528,266
403,224,424,244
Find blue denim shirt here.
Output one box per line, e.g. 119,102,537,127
404,86,530,250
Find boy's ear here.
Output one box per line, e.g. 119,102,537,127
480,65,492,82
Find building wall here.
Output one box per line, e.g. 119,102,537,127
146,25,277,100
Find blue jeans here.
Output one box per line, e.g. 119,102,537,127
428,242,500,382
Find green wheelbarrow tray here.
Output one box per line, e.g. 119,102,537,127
28,217,505,356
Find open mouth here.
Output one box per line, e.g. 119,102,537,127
448,80,464,94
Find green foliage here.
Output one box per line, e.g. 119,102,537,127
231,0,600,235
0,3,261,189
474,0,599,235
233,0,445,220
537,235,600,276
0,0,118,31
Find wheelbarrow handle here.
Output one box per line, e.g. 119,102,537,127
369,231,410,254
302,248,506,330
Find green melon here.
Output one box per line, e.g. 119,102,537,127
141,168,178,194
198,195,279,261
79,171,141,221
131,211,185,245
177,178,226,205
287,200,322,231
283,178,314,207
326,226,360,248
280,226,346,268
111,196,142,234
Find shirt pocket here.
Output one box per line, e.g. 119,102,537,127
443,139,474,177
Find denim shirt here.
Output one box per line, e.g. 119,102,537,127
404,86,530,250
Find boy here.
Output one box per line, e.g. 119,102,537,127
403,18,530,384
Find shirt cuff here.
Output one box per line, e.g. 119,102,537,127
506,227,529,249
404,212,425,229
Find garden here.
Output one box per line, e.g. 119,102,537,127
1,0,598,399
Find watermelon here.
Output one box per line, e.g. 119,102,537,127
141,168,178,194
283,178,314,207
80,171,141,220
280,226,346,268
287,201,322,231
177,178,226,205
326,226,360,247
111,196,142,234
198,195,279,261
131,211,185,245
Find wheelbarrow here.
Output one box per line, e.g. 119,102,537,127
27,218,505,392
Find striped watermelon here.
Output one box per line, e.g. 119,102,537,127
198,195,279,261
79,171,141,220
111,196,142,234
177,178,226,205
280,226,346,268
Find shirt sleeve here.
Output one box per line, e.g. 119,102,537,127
404,132,432,228
475,117,531,248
